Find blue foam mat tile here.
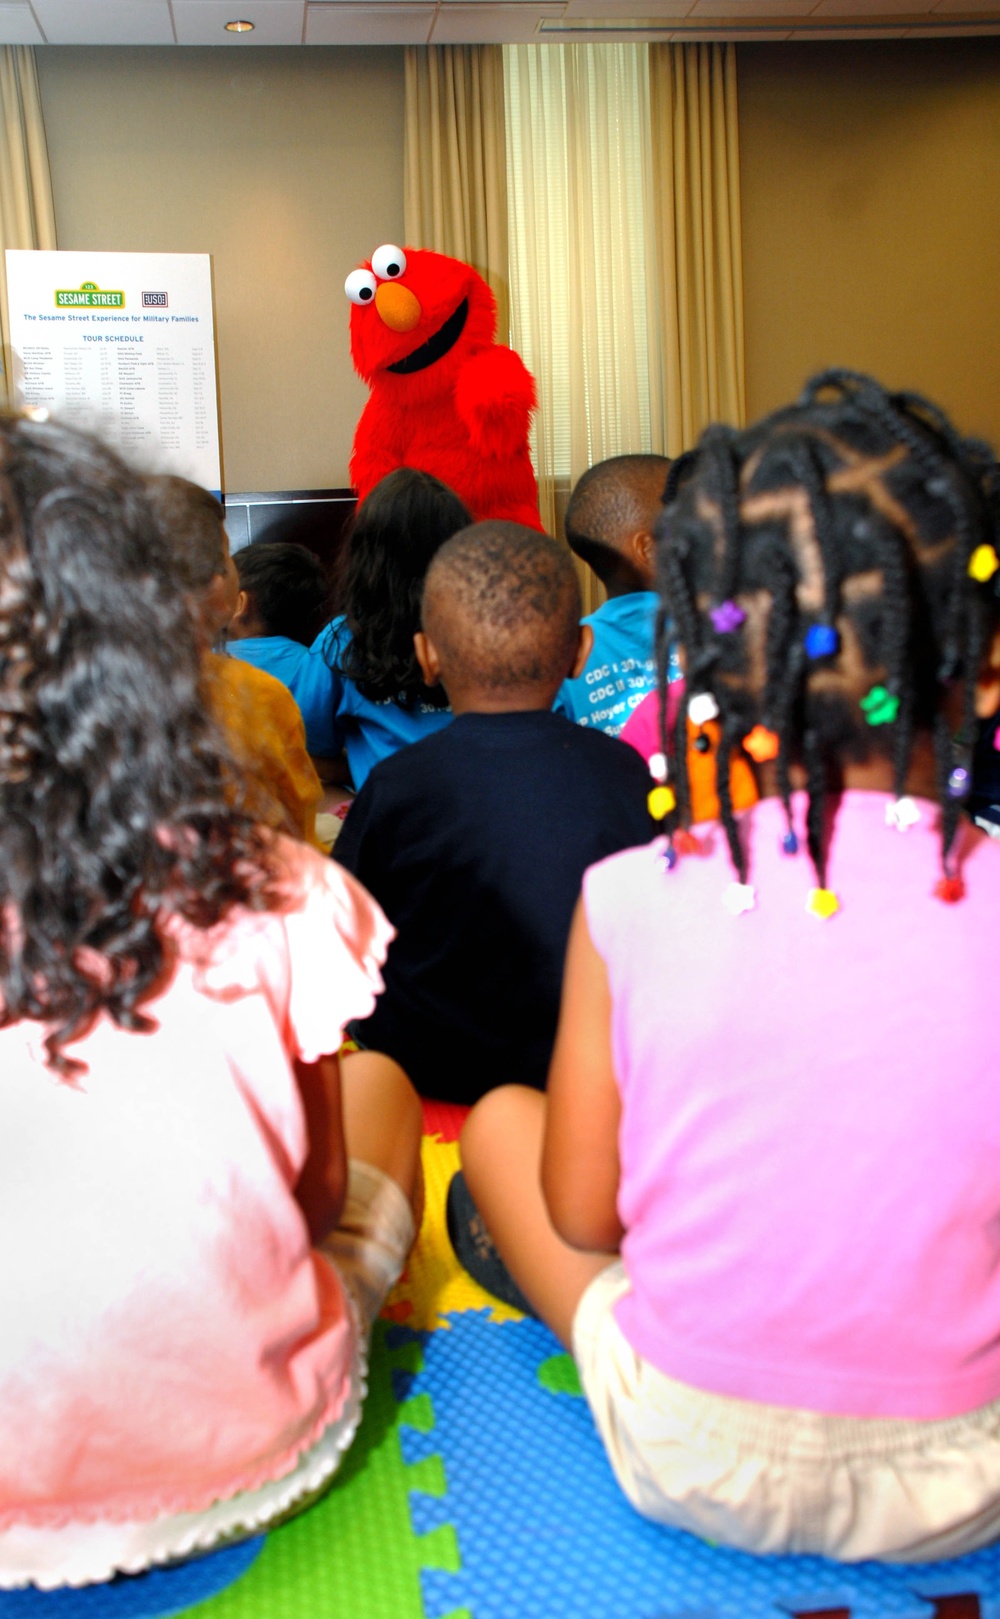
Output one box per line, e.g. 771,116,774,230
0,1537,263,1619
406,1309,1000,1619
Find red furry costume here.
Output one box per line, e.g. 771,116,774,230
346,245,542,529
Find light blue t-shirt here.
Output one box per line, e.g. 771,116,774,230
554,592,678,738
227,635,340,758
310,616,453,791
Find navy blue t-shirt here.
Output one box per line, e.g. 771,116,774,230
334,709,654,1104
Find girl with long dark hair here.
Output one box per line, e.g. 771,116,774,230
312,466,470,789
0,415,421,1588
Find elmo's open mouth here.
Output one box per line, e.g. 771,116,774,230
386,298,469,375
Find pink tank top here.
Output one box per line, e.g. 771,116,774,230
584,792,1000,1419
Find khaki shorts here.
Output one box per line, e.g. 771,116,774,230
0,1159,414,1591
573,1260,1000,1563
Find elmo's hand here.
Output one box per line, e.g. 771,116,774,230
454,346,538,459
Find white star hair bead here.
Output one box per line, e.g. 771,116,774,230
722,881,756,916
885,796,921,832
648,751,668,783
688,693,720,727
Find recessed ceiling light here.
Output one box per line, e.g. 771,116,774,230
224,19,255,31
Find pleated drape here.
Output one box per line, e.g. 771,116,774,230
504,44,654,568
0,47,56,406
403,44,510,340
647,43,746,453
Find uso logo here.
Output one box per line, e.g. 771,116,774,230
142,291,168,308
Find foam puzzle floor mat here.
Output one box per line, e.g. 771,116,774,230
7,1098,1000,1619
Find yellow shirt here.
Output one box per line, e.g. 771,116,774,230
203,652,322,846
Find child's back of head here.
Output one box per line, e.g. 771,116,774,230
232,541,328,647
143,473,236,642
420,520,582,707
336,466,470,708
656,369,1000,899
566,454,671,596
0,420,270,1076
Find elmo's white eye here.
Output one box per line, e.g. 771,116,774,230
345,269,377,305
371,244,406,281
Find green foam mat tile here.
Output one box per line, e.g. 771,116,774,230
177,1321,443,1619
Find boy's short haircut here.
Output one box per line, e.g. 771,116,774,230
144,475,225,593
565,454,671,590
234,542,328,646
423,521,581,691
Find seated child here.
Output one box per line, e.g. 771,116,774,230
458,373,1000,1563
227,540,337,762
333,520,654,1107
312,468,470,790
145,476,323,845
0,415,423,1589
553,454,678,736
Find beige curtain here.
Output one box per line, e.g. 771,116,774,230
647,44,746,454
504,44,655,557
0,47,56,406
403,45,510,340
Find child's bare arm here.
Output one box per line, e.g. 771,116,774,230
293,1054,348,1244
542,898,624,1253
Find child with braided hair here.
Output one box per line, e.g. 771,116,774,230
457,371,1000,1562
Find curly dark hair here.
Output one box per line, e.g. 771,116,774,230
333,467,470,707
656,369,1000,891
0,415,276,1075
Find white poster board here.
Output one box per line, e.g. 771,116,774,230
5,251,221,494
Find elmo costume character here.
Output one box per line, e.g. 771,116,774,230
346,244,542,529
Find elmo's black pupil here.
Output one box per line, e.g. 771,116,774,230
360,287,373,300
387,263,400,276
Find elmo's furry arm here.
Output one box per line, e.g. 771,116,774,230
454,345,538,459
349,397,401,506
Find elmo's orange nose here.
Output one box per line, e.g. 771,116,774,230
375,281,422,333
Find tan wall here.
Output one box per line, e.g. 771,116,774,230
738,40,1000,448
35,46,404,492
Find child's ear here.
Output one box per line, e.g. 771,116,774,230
414,630,442,687
975,623,1000,718
628,529,656,586
232,589,250,626
569,623,594,680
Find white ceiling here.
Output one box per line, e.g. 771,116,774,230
4,0,998,48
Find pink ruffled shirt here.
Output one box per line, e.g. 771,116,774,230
0,838,392,1531
585,793,1000,1420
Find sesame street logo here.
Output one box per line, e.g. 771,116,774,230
55,282,125,309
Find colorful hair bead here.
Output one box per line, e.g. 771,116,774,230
742,724,780,763
658,841,678,873
804,624,839,659
688,692,719,727
860,685,900,726
648,751,668,783
947,765,970,800
885,796,921,832
648,785,677,820
693,731,712,754
722,881,756,916
674,829,705,856
806,887,840,919
781,828,799,855
968,544,1000,584
934,874,965,904
710,600,746,634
